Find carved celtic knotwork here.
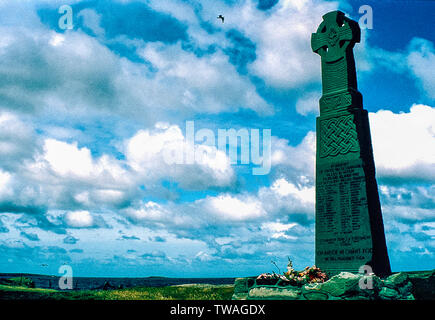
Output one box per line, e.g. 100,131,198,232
319,115,359,158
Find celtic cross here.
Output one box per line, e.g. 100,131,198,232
311,11,362,114
312,10,392,278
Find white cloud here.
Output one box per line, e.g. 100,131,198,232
270,178,314,204
78,9,105,37
49,33,65,47
123,201,168,222
43,139,94,178
194,250,214,262
0,112,37,169
295,91,320,116
261,221,298,240
146,0,198,24
31,138,131,188
146,0,338,89
243,0,338,88
0,24,271,125
139,41,272,115
271,131,316,182
65,210,94,228
125,123,235,189
407,38,435,99
261,221,297,233
370,104,435,181
205,194,266,221
258,179,315,222
384,205,434,223
363,37,435,100
0,169,12,198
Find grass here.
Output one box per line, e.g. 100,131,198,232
0,283,235,300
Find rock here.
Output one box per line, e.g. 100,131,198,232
405,294,415,300
379,287,399,300
384,272,409,288
310,272,383,299
232,277,255,300
317,272,361,297
358,275,383,299
232,293,249,300
382,272,416,299
247,286,301,300
233,277,254,294
301,291,330,300
398,281,413,297
301,284,336,300
232,270,434,300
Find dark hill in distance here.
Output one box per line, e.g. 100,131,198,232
0,273,235,291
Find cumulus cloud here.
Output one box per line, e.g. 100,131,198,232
139,41,272,115
0,112,38,171
37,139,130,185
124,122,235,190
203,194,266,222
0,113,238,226
261,221,297,240
242,0,338,88
123,174,314,233
64,210,94,228
370,104,435,181
146,0,338,89
271,131,316,184
0,23,271,125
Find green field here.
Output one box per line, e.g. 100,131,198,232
0,280,234,300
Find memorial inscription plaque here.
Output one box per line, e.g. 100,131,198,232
311,11,391,276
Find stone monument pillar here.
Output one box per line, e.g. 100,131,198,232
311,11,391,277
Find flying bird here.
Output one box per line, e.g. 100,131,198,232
217,15,224,23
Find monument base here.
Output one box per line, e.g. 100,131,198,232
232,270,435,300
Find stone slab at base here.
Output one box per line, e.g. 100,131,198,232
232,270,435,300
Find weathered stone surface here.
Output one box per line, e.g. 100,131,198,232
247,286,301,300
231,277,255,300
381,272,415,299
384,272,409,288
301,283,341,300
301,290,330,300
232,293,249,300
318,272,360,296
311,272,380,299
379,287,399,300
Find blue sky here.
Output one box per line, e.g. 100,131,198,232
0,0,434,278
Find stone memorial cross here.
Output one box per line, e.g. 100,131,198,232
311,11,391,277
